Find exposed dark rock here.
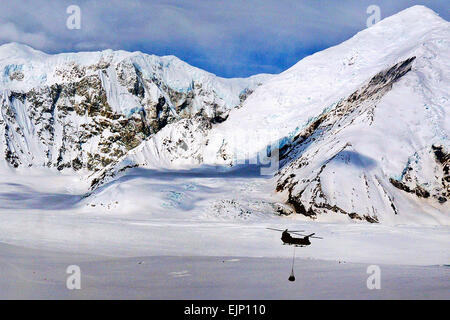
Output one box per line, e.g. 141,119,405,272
390,145,448,203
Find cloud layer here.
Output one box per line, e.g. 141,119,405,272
0,0,448,77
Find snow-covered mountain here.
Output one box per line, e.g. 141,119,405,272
1,5,448,225
0,43,270,171
88,6,449,224
270,6,449,224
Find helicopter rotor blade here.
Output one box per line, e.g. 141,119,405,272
293,233,323,239
266,228,321,238
266,228,285,232
289,232,307,236
266,228,305,233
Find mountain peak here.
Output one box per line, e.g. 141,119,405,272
0,42,48,60
372,5,446,29
396,5,442,18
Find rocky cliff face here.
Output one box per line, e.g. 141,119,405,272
0,43,270,172
389,144,449,204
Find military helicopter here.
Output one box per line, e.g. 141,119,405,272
267,228,323,247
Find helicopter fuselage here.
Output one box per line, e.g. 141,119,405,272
281,231,311,246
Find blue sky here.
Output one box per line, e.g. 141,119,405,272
0,0,448,78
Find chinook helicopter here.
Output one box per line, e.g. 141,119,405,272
267,228,323,247
267,228,323,282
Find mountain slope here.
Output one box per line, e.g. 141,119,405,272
269,7,450,224
210,6,449,161
275,56,449,224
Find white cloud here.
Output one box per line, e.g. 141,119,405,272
0,0,448,77
0,22,52,49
